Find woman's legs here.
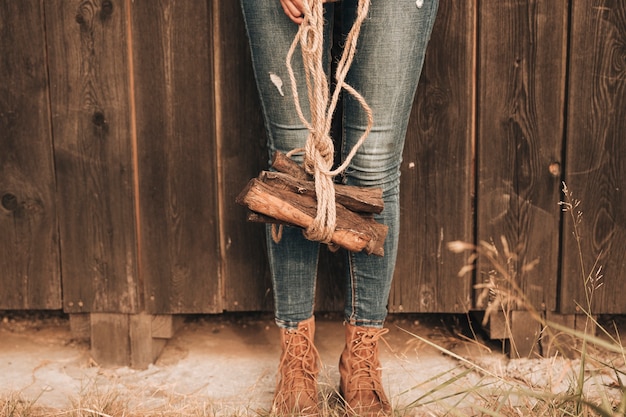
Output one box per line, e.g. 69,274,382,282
241,0,438,328
240,3,336,414
340,0,439,327
240,0,334,329
241,0,438,415
335,3,438,415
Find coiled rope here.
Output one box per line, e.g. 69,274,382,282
285,0,373,244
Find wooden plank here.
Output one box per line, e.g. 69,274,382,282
389,0,476,313
129,312,154,369
213,0,273,312
90,312,174,368
475,0,568,312
485,310,512,340
541,312,595,358
91,313,130,367
151,314,183,339
0,1,61,310
561,1,626,314
69,314,91,340
509,310,541,358
130,0,221,314
45,0,139,313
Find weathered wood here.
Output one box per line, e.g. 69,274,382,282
541,312,596,358
509,310,541,358
69,314,91,341
91,313,130,367
4,0,626,324
561,0,626,314
476,0,567,311
272,151,311,181
238,178,387,256
131,0,221,314
151,314,184,339
260,170,384,214
45,0,139,313
90,313,179,369
129,313,154,369
214,0,273,312
484,310,511,340
389,0,475,313
480,309,542,358
0,1,61,310
246,212,284,225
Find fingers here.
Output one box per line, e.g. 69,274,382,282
280,0,338,25
280,0,305,24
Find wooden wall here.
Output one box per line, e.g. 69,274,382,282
477,1,568,312
0,1,61,309
561,1,626,314
1,0,625,320
391,0,475,313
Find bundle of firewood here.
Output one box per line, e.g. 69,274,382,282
236,151,388,256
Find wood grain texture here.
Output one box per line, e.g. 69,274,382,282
4,0,625,321
561,0,626,314
213,0,274,312
45,0,139,313
389,0,476,313
0,0,61,309
238,178,388,255
263,172,384,214
476,0,568,311
131,0,221,314
90,313,130,366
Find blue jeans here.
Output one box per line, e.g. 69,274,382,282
240,0,438,329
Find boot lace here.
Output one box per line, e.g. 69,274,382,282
348,328,389,392
276,326,320,398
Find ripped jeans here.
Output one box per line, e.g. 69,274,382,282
240,0,438,329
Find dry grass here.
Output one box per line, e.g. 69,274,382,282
419,182,626,417
2,183,625,417
1,320,625,416
1,386,245,417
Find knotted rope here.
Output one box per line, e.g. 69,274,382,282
285,0,373,244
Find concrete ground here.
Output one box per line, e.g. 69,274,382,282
1,312,624,416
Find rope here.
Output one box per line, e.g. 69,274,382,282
285,0,373,244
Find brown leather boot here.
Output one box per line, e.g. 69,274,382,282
339,323,392,417
273,316,320,416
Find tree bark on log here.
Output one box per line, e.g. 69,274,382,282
236,151,387,256
259,171,384,214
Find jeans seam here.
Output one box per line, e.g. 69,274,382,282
348,251,357,323
310,249,320,319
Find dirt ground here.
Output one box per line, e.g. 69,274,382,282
1,312,624,415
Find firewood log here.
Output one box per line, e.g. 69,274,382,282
237,178,387,256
